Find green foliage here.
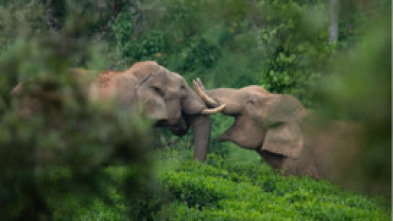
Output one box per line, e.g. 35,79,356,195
0,2,156,220
153,152,390,220
0,40,156,220
104,0,336,106
314,9,391,197
0,0,390,220
254,0,334,106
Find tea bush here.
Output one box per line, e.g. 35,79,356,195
20,149,386,220
153,151,390,220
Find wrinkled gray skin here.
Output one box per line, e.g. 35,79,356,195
195,83,361,180
12,61,214,161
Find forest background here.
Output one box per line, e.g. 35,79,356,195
0,0,391,220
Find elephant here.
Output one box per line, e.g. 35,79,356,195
11,61,225,162
193,79,362,181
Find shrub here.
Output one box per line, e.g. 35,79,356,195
155,152,390,220
0,4,157,220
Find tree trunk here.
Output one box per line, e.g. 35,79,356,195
98,0,124,39
328,0,339,43
46,0,61,31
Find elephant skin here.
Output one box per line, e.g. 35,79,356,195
11,61,219,162
194,81,363,182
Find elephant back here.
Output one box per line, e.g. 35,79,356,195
89,70,127,102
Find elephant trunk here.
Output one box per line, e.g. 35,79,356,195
190,114,211,162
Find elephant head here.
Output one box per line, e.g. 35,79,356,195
89,62,226,162
193,78,307,157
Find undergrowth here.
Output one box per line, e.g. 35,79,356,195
50,148,390,220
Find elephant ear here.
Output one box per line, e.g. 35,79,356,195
136,74,167,120
261,95,305,159
262,122,303,159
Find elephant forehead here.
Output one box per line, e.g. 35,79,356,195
241,85,270,95
228,87,269,101
127,61,164,80
169,72,185,83
165,72,186,89
131,61,160,71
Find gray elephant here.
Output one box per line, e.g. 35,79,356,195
11,61,224,161
193,79,361,181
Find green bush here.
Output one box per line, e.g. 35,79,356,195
313,9,391,197
0,39,157,220
154,151,390,220
0,2,157,220
254,0,334,106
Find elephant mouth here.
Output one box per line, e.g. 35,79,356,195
218,115,240,142
170,126,188,136
218,115,264,150
155,119,188,136
154,119,167,127
218,129,232,142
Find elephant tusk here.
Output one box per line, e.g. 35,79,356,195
193,79,218,107
195,78,206,90
201,104,226,114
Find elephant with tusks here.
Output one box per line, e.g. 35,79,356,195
11,61,225,162
193,78,362,182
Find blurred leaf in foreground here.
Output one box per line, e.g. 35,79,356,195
314,10,391,199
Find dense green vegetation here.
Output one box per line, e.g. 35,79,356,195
0,0,390,220
42,149,390,220
158,150,391,220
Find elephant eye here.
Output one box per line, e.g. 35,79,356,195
247,100,254,105
152,86,165,96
